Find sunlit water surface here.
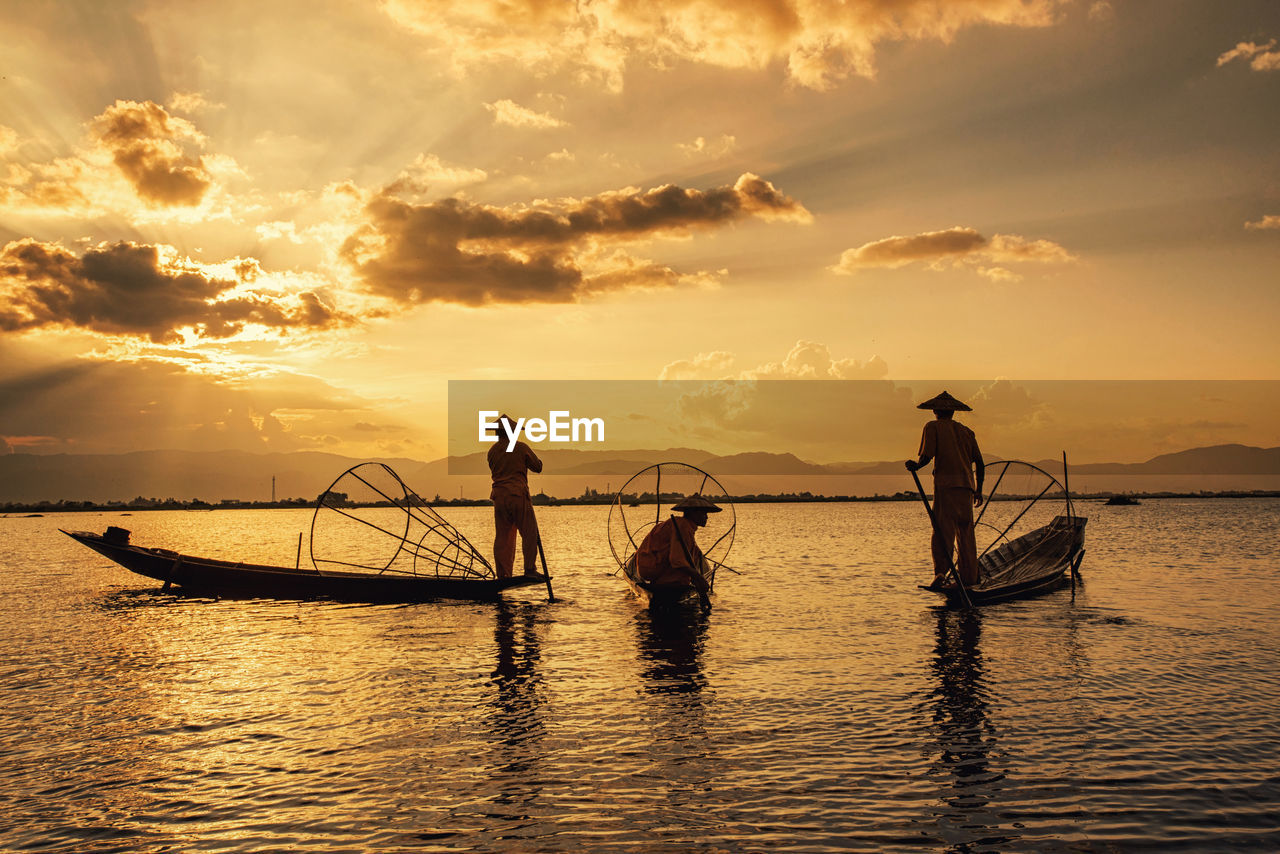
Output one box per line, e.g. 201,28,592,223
2,500,1278,852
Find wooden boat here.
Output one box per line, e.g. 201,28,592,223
1104,495,1140,506
63,463,553,603
63,528,547,602
921,458,1087,607
618,551,715,609
930,514,1086,606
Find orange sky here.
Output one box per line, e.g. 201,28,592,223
1,0,1277,462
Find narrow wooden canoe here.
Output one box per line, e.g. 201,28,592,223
619,552,713,609
928,515,1087,606
63,529,548,602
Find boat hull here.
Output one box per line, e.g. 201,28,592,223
64,530,547,602
620,553,711,609
932,515,1087,606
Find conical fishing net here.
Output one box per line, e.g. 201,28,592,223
310,463,493,578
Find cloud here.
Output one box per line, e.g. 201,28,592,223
2,100,244,221
830,225,1075,276
484,99,568,129
166,91,224,114
660,350,736,380
0,350,376,456
1087,1,1114,22
661,341,886,383
677,134,738,157
663,343,912,459
88,100,212,206
0,239,349,343
383,0,1065,91
1245,214,1280,230
745,340,888,380
1216,38,1280,71
341,172,810,305
382,153,488,197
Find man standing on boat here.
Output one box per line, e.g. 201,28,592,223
488,414,544,579
636,496,718,610
906,391,984,588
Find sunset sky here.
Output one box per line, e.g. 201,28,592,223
2,0,1277,464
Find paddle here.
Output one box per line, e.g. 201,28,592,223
536,534,555,602
908,465,973,608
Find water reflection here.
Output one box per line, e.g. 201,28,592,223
634,607,708,697
487,599,546,782
928,607,1014,851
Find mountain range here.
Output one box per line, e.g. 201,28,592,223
0,444,1277,504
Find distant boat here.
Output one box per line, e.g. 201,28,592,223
1104,495,1140,505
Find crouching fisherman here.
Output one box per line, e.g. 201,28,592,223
636,495,720,610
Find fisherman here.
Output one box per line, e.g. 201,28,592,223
488,414,544,579
906,391,984,589
636,495,719,610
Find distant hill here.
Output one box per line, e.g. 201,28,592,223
1,443,1276,504
1062,444,1280,475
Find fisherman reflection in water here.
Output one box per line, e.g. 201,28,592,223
636,495,719,611
488,414,543,579
906,391,984,588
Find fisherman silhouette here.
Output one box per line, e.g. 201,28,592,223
906,391,985,588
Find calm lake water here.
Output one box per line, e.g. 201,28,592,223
2,500,1278,852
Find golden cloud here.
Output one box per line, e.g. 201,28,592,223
2,99,243,221
88,100,212,206
0,240,349,343
382,0,1064,91
484,99,568,129
1216,39,1280,71
830,225,1075,276
342,172,810,305
1245,214,1280,230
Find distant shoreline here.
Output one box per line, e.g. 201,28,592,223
3,490,1278,516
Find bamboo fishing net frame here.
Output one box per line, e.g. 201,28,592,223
310,463,495,579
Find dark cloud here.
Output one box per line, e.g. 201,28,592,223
0,239,347,343
0,349,375,456
342,173,809,305
89,100,212,206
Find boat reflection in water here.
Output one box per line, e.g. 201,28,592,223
927,607,1015,851
634,607,709,698
632,606,716,827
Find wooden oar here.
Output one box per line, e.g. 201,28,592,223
536,534,554,602
908,466,973,608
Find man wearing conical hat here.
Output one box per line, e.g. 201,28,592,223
488,414,544,579
906,391,985,587
635,495,719,609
